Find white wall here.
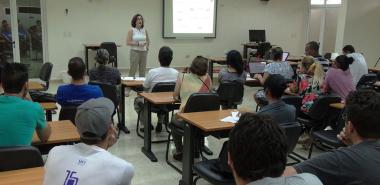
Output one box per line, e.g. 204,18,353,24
343,0,380,66
45,0,309,79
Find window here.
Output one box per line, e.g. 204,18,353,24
311,0,341,5
311,0,324,5
326,0,341,5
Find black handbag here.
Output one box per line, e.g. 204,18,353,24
29,90,56,102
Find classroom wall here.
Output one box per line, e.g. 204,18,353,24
343,0,380,66
45,0,309,79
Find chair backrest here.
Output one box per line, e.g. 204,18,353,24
281,95,302,117
0,146,43,172
89,81,119,108
217,82,244,109
279,122,302,154
39,62,53,90
59,106,78,124
183,93,220,113
308,95,341,121
151,82,176,93
356,73,378,89
100,42,117,67
324,53,332,60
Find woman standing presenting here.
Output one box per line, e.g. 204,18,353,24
127,13,150,77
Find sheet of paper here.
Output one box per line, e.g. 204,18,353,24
220,111,240,123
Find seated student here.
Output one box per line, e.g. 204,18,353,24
89,49,121,85
43,98,134,185
134,46,178,132
342,45,368,87
218,50,246,84
284,90,380,185
171,56,212,160
287,56,325,113
254,47,294,85
56,57,103,106
0,63,51,146
257,74,296,124
323,55,355,100
229,113,322,185
304,41,329,69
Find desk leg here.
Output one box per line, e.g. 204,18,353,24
141,101,158,162
180,123,195,185
46,110,52,121
85,47,89,75
118,84,130,134
208,60,214,81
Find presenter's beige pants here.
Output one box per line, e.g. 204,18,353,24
129,49,147,77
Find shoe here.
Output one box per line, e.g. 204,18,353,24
155,123,162,133
173,151,183,161
118,126,130,134
140,124,154,132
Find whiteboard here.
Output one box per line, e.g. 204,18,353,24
163,0,217,38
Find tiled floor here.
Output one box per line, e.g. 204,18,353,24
44,77,321,185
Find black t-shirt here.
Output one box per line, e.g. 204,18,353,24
294,140,380,185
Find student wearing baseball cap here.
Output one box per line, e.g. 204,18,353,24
43,97,134,185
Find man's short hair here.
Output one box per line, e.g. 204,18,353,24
343,45,355,54
263,74,287,99
68,57,86,80
271,47,283,61
345,90,380,138
158,46,173,67
306,41,320,52
190,56,208,76
1,63,28,94
229,113,288,181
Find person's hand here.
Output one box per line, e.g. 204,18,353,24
108,126,118,148
374,81,380,87
337,127,352,146
254,74,262,80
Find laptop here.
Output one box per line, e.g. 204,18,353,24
282,52,289,61
248,61,266,74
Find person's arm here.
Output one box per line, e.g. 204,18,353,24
35,106,51,143
173,74,182,100
143,70,152,91
283,166,298,176
145,30,150,50
126,29,137,46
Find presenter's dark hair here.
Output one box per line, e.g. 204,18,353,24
68,57,86,80
228,113,288,181
2,63,28,94
190,56,208,76
335,55,354,71
131,13,144,28
343,45,355,53
158,46,173,67
226,50,244,75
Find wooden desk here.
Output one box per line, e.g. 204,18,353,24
368,67,380,73
139,92,177,162
28,81,44,91
177,109,235,185
245,77,261,87
206,57,249,81
39,102,58,121
83,43,122,74
287,56,302,62
330,103,344,110
32,120,80,145
0,167,44,185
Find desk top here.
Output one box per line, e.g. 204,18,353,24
32,120,80,145
177,109,235,132
330,103,344,110
122,80,144,87
28,81,44,91
83,43,122,47
368,67,380,73
139,92,176,105
0,167,44,185
39,102,58,110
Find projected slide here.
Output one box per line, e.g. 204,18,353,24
173,0,215,34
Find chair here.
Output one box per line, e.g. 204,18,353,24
100,42,117,67
279,122,304,164
281,95,302,117
217,82,244,109
297,95,341,131
88,81,121,127
59,106,78,124
356,73,378,90
136,82,176,140
0,146,43,172
39,62,53,91
166,93,220,173
193,141,235,185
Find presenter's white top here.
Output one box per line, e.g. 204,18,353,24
43,143,134,185
131,27,147,51
347,52,368,86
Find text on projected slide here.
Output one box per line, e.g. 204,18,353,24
173,0,215,34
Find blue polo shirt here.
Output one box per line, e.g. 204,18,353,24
56,84,103,106
0,95,46,146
